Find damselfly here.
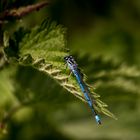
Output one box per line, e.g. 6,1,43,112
64,55,101,125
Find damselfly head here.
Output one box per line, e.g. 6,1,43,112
64,55,73,61
64,55,77,66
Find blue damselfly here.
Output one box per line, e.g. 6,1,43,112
64,55,101,125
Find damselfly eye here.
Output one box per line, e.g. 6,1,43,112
64,56,68,60
69,55,73,59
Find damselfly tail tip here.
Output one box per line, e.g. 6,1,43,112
97,120,102,125
95,115,102,125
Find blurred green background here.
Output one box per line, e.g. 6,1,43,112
0,0,140,140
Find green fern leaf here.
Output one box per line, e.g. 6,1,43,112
5,19,116,120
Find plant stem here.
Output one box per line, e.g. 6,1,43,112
0,1,49,22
